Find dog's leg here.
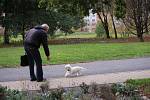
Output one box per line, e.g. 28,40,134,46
76,72,79,76
79,72,82,76
65,74,68,77
65,73,68,77
78,72,82,76
65,72,70,77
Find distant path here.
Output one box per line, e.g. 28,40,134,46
0,57,150,82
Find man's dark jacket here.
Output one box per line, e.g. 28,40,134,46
24,26,50,56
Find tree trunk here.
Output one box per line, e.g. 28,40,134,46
144,0,149,34
137,26,144,42
97,12,110,39
3,16,9,44
104,24,110,39
145,21,148,34
22,23,25,40
110,14,118,39
21,13,25,41
104,15,110,39
137,34,144,42
4,28,9,44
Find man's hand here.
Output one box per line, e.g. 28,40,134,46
47,56,50,61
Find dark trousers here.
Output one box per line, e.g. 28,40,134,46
24,47,43,80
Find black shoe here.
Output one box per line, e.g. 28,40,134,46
37,78,46,82
30,78,37,81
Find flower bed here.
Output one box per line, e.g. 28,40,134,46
0,81,149,100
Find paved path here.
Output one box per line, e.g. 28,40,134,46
0,57,150,82
0,70,150,90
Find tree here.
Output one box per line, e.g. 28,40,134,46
36,10,82,37
39,0,112,38
38,0,83,36
124,0,150,42
110,0,118,39
1,0,82,44
114,0,126,19
56,14,81,36
0,0,39,43
0,0,10,44
11,0,39,40
93,0,111,38
114,0,126,38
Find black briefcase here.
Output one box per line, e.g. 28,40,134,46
20,55,29,66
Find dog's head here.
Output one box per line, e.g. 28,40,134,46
65,64,71,71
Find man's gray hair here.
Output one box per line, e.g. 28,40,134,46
41,24,49,30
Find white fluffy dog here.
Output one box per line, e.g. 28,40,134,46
65,64,86,77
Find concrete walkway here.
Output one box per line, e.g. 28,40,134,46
0,57,150,90
0,57,150,82
0,70,149,90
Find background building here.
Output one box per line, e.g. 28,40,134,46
82,10,99,32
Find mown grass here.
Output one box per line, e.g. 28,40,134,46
0,42,150,68
126,78,150,94
56,32,126,39
126,78,150,86
56,32,97,38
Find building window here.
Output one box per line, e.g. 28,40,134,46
92,19,95,22
92,23,96,26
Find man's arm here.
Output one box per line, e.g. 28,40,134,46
41,33,50,59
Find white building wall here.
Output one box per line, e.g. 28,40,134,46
83,10,98,32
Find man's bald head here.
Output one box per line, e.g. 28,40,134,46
41,24,49,32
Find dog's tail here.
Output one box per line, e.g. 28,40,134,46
79,67,87,70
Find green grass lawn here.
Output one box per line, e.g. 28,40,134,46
56,32,97,38
56,32,126,39
0,42,150,68
126,78,150,86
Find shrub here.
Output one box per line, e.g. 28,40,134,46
0,85,7,100
79,82,89,94
0,82,145,100
111,83,141,99
6,89,27,100
0,85,28,100
95,22,105,38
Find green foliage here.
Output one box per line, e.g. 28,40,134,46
6,89,27,100
38,0,112,39
115,0,126,19
111,83,141,99
51,12,81,36
38,0,85,37
49,88,64,100
0,85,27,100
0,85,7,94
0,86,7,100
0,0,82,42
79,82,89,94
38,0,87,16
0,81,147,100
36,11,81,37
95,22,105,38
62,89,75,100
0,0,40,43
